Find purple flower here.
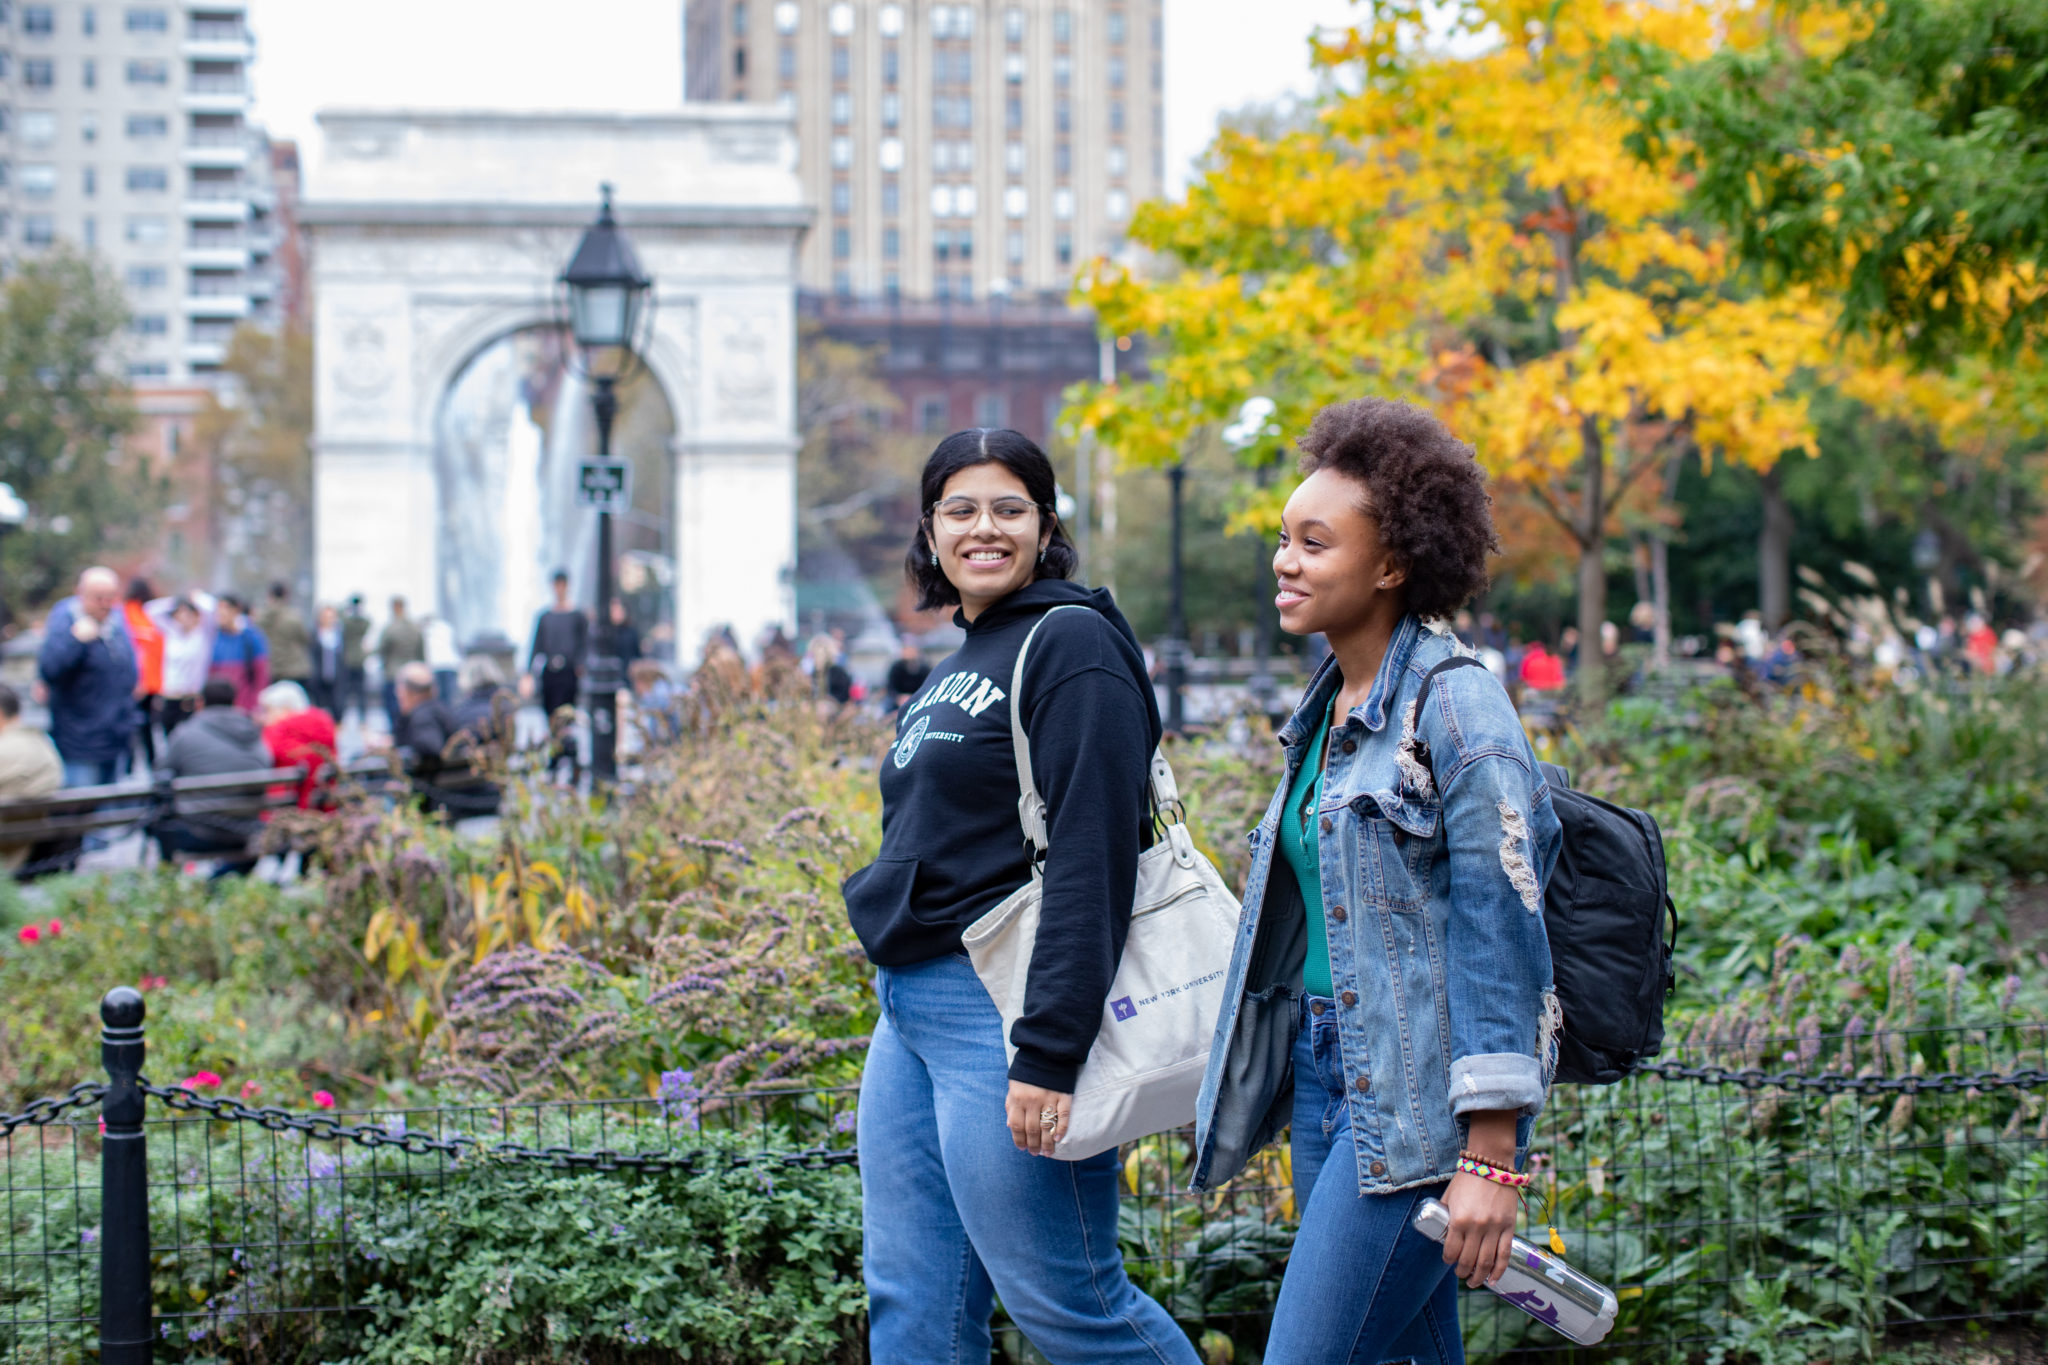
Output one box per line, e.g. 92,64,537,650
657,1070,701,1129
834,1108,858,1135
2001,974,2022,1013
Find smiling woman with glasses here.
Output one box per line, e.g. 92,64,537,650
843,428,1199,1365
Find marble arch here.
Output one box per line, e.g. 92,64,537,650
302,108,809,663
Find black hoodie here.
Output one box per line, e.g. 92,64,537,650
843,579,1164,1091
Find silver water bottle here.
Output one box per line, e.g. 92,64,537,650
1411,1198,1619,1345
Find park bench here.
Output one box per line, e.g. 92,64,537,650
0,767,307,880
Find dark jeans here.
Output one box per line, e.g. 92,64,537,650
154,694,199,741
539,669,580,779
133,697,157,768
152,818,258,879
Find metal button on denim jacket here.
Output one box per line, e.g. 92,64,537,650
1192,614,1563,1195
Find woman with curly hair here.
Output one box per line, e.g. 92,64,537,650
1192,398,1563,1364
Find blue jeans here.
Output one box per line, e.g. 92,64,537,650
859,953,1198,1365
62,755,127,788
1264,996,1462,1365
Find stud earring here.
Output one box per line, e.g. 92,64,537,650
1377,579,1388,588
1038,548,1047,564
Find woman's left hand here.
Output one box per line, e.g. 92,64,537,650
1005,1081,1071,1157
1438,1169,1521,1288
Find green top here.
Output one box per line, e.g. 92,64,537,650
1279,698,1336,999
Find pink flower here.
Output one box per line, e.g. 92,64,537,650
138,975,167,991
239,1080,262,1100
44,919,62,938
312,1091,336,1111
17,925,39,944
180,1072,223,1091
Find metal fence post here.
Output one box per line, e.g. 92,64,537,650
99,986,152,1364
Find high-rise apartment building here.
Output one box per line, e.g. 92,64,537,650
688,0,1161,303
0,1,289,384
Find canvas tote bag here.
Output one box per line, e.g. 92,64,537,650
961,605,1242,1161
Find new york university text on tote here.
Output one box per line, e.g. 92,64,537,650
2,988,2044,1361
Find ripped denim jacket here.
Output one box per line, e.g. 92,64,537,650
1191,614,1562,1195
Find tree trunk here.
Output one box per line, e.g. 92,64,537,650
1576,415,1608,708
1650,446,1683,671
1758,460,1793,629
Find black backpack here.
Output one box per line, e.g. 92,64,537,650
1413,657,1677,1085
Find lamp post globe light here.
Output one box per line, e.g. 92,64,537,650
558,184,654,785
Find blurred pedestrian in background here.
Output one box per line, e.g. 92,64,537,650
153,677,271,877
151,594,214,744
376,595,425,732
885,636,931,715
608,597,640,664
258,680,338,810
122,578,165,769
309,604,346,717
208,595,270,712
258,581,313,697
340,595,372,725
37,566,139,787
527,571,587,784
0,682,62,872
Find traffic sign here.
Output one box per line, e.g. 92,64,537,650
576,458,633,510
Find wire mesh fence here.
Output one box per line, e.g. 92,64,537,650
4,997,2045,1364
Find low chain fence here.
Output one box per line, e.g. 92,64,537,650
4,990,2045,1363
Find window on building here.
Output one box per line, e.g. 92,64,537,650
954,139,973,172
125,263,166,289
82,165,95,194
777,44,794,80
881,178,900,216
1056,232,1073,266
957,227,973,259
23,214,55,245
934,275,953,304
955,273,973,301
1109,56,1124,88
832,43,849,82
81,5,95,35
1053,55,1070,87
833,269,853,297
832,179,851,215
878,3,902,38
125,214,167,243
1110,100,1125,133
128,362,170,379
1005,141,1025,175
934,227,952,261
975,393,1007,427
23,58,54,88
125,113,166,137
130,313,168,335
773,0,797,33
1053,7,1072,42
0,162,9,189
1005,7,1025,42
1055,141,1071,175
954,184,977,216
831,91,851,125
1107,189,1129,222
933,141,951,173
829,1,853,35
1055,98,1071,134
1004,53,1024,83
125,58,168,84
1110,8,1128,43
732,0,748,33
125,165,167,191
881,92,900,127
882,226,900,260
22,5,52,34
931,184,954,218
19,163,55,197
1107,144,1126,176
1004,185,1027,218
882,44,898,84
81,216,97,245
80,114,97,142
879,137,903,171
884,270,901,297
734,46,746,76
21,111,57,146
918,397,947,434
1006,96,1022,131
932,4,951,39
1052,186,1074,220
1153,14,1164,47
833,227,851,259
830,135,851,169
0,52,8,78
1006,229,1025,263
82,58,96,88
124,6,167,30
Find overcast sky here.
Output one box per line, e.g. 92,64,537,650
247,0,1366,197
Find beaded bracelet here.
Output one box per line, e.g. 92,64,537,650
1455,1152,1531,1189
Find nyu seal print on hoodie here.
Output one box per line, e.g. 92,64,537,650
843,578,1163,1091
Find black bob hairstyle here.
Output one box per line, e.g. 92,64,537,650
905,428,1080,611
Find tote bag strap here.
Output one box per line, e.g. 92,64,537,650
1008,604,1180,861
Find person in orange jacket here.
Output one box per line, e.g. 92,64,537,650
122,578,166,769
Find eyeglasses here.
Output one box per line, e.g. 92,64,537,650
927,497,1044,533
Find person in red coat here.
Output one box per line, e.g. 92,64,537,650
257,681,338,809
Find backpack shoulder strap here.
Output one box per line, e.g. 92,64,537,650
1008,604,1176,858
1407,654,1492,776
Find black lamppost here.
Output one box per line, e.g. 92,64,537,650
559,185,653,784
1164,459,1188,733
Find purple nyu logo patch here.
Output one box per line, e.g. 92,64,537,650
1110,996,1137,1022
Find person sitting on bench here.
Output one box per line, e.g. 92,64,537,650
0,683,63,874
154,678,272,877
389,661,502,818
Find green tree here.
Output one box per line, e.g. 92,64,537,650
1631,0,2048,361
191,322,314,593
0,247,149,618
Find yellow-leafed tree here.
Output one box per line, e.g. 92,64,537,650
1073,0,1862,700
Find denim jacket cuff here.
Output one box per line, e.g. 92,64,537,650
1448,1053,1544,1116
